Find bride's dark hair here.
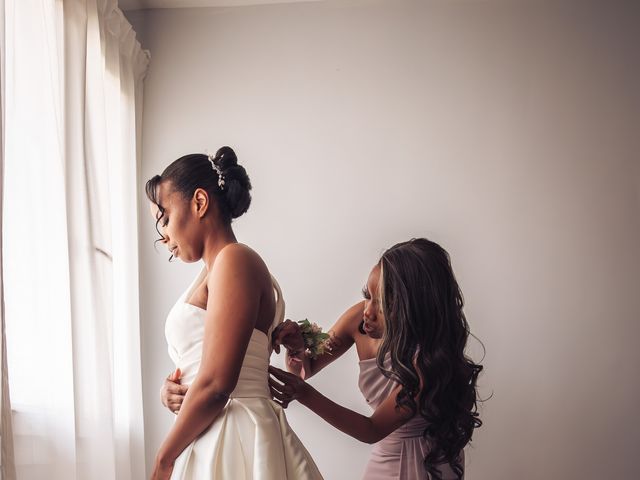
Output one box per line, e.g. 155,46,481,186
376,238,483,479
145,146,251,253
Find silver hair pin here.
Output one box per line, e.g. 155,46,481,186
207,153,226,190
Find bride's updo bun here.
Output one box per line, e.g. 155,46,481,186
210,146,252,220
145,146,252,226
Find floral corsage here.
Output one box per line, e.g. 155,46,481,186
298,319,331,359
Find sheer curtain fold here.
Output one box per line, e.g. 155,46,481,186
1,0,18,476
2,0,149,478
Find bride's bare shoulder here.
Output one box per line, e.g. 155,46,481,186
215,243,268,274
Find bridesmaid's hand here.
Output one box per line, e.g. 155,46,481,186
268,365,311,408
271,320,305,363
161,368,188,414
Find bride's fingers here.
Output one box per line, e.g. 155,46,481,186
164,382,187,398
172,383,188,395
169,391,185,402
169,390,185,398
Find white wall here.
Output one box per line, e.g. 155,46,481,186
128,1,640,478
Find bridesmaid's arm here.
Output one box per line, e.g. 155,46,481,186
154,246,261,472
269,366,413,444
277,302,363,379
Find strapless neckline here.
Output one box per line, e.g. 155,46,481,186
180,301,270,340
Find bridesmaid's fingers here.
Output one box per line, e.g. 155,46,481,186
271,321,293,352
270,387,285,401
268,376,286,394
268,365,292,382
286,355,303,365
271,395,290,409
272,327,282,354
268,378,293,404
272,321,304,355
270,387,289,405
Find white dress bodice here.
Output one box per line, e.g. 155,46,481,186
165,267,284,391
162,267,323,479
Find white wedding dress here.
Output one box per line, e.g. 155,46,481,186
165,268,323,479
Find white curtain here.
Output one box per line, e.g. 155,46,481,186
2,0,149,478
1,0,18,476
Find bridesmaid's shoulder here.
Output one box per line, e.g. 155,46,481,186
339,301,366,339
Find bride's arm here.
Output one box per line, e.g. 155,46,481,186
154,245,261,471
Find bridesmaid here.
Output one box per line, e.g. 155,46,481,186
270,238,483,479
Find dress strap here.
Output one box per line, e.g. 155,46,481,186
267,275,285,351
182,266,208,302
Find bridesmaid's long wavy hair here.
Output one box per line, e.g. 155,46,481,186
376,238,483,479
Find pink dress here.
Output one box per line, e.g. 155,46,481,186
358,357,463,480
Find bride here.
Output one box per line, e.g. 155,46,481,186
146,146,323,480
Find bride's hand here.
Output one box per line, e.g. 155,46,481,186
161,368,189,414
150,456,174,480
271,319,305,362
268,365,310,408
